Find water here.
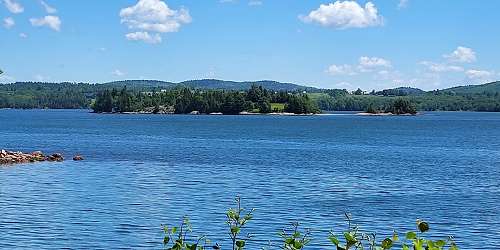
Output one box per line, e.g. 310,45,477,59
1,110,499,249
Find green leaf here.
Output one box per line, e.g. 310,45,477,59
230,226,241,234
392,231,399,242
163,236,170,245
435,240,446,247
236,240,245,248
381,238,393,249
418,221,429,233
449,243,459,250
329,235,340,246
293,240,303,249
402,244,409,250
344,232,357,244
406,231,417,240
171,227,178,234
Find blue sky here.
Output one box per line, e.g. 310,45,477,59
1,0,499,90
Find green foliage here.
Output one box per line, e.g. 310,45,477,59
285,94,320,114
161,198,459,250
89,85,318,115
328,214,459,250
162,217,219,250
279,222,311,250
227,196,254,250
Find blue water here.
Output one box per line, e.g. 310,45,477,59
1,110,499,249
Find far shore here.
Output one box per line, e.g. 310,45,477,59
357,112,420,116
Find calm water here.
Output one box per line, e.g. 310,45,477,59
1,110,499,249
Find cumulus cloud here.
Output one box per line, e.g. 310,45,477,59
112,69,126,77
300,1,383,29
19,32,27,38
325,64,357,76
398,0,409,9
444,46,476,63
30,15,61,31
40,0,57,14
120,0,191,44
358,56,391,72
125,31,162,44
3,0,23,14
466,69,493,80
419,61,464,73
248,0,262,6
327,56,391,76
3,17,14,29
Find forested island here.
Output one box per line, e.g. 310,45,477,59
0,79,499,113
92,85,320,115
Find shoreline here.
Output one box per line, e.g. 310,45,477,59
357,112,420,116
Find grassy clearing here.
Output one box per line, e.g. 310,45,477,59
271,103,285,112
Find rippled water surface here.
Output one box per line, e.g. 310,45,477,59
1,110,499,249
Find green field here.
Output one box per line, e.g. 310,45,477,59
271,103,285,112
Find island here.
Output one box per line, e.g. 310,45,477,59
359,97,418,116
91,85,320,115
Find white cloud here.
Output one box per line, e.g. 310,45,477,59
3,17,14,29
327,56,391,76
3,0,23,14
30,15,61,31
326,64,357,76
419,61,464,73
358,56,391,71
300,1,383,29
444,46,476,63
19,32,27,38
34,74,50,82
112,70,126,77
398,0,409,9
248,0,262,6
466,69,493,80
40,0,57,14
120,0,191,44
126,31,162,44
334,81,353,89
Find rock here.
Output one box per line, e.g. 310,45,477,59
1,149,65,165
46,153,64,162
73,155,84,161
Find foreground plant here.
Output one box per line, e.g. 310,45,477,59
162,198,459,250
162,217,219,250
226,196,254,250
279,222,311,250
328,214,459,250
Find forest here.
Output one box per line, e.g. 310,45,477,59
92,85,320,115
0,80,499,112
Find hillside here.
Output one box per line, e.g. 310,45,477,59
104,79,317,92
443,81,500,94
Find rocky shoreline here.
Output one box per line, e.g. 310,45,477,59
0,150,84,165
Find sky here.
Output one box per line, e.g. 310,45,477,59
1,0,499,90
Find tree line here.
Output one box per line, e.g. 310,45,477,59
92,85,320,115
1,81,499,112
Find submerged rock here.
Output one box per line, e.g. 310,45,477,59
47,153,64,162
73,155,84,161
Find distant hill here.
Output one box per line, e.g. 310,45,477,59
376,87,425,96
442,81,500,94
104,79,318,92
